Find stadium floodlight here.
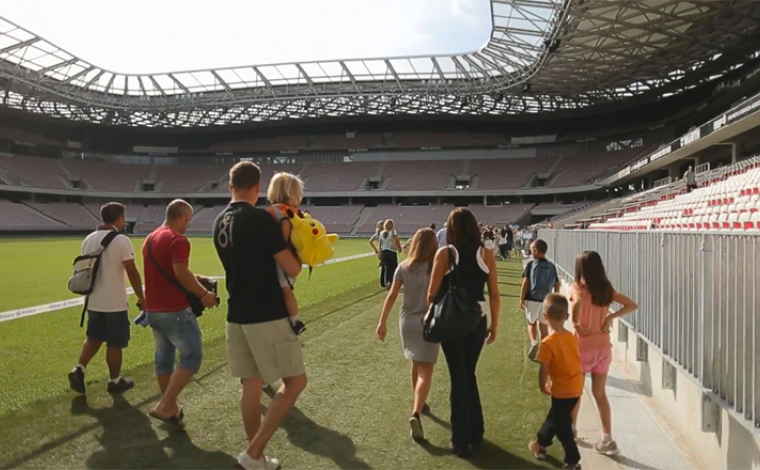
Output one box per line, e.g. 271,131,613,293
0,0,758,127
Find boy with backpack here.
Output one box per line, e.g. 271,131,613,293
520,239,560,361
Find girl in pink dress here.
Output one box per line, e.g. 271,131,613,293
569,251,638,456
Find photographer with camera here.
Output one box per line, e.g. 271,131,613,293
142,199,218,427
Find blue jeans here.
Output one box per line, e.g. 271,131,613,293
147,309,203,375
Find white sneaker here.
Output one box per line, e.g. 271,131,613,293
237,452,280,470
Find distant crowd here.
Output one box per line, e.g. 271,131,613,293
65,161,637,470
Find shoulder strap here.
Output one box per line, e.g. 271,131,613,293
147,239,189,296
446,247,461,288
100,230,120,250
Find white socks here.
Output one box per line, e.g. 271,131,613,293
601,433,613,444
74,364,86,374
109,376,122,384
290,315,300,325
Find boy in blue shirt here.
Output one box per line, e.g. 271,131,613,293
520,239,560,360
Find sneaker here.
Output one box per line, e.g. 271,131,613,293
422,403,431,415
409,413,424,440
107,377,135,393
68,367,86,394
528,343,539,362
528,440,547,460
594,439,619,456
562,464,582,470
237,452,280,470
291,320,306,336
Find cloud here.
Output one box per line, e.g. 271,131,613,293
1,0,491,73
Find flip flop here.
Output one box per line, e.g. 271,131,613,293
149,410,185,428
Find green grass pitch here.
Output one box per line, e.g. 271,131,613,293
0,237,562,469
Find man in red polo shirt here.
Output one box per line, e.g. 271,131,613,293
143,199,217,427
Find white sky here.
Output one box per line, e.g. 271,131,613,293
2,0,492,74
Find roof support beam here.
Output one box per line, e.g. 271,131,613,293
103,74,116,94
295,64,316,94
62,65,95,84
339,61,360,93
0,38,38,55
252,66,275,96
149,76,166,97
168,74,191,93
82,70,104,90
211,70,231,92
36,58,78,75
384,60,404,91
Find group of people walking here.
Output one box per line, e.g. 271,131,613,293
65,162,637,469
68,162,308,470
376,220,638,469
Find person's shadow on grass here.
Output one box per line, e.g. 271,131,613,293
421,408,560,469
264,388,371,469
72,394,237,469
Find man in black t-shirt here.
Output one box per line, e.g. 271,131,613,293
213,161,304,470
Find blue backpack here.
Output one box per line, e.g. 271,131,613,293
528,259,557,301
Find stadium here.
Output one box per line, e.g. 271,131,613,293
1,0,760,469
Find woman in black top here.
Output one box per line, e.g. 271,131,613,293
427,208,501,458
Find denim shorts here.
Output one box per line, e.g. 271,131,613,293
147,309,203,375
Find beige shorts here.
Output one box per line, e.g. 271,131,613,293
226,318,305,385
524,300,548,325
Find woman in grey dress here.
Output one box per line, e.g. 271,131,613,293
376,228,440,440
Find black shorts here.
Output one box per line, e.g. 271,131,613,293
86,311,131,349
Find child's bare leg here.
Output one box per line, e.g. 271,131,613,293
538,322,549,340
527,322,538,343
283,287,299,323
591,373,612,437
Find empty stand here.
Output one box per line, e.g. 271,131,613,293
301,162,380,191
0,200,65,230
187,205,227,235
157,164,225,192
470,158,555,189
551,148,646,187
356,205,453,236
384,160,462,190
301,205,363,234
26,202,99,229
65,160,151,191
589,156,760,232
0,154,68,189
468,204,535,226
135,205,166,233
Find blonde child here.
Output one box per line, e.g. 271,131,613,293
529,294,582,470
268,172,306,335
570,251,638,455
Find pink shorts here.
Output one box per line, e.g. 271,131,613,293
580,348,612,374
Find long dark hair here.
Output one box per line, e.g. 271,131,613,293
446,208,482,251
574,251,614,307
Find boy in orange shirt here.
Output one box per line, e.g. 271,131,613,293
529,294,583,470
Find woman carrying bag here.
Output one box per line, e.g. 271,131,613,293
426,208,500,458
379,219,401,289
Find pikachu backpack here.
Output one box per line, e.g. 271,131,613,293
287,210,339,269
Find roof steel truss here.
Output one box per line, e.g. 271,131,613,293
0,0,758,127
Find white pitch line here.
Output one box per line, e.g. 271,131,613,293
0,252,376,324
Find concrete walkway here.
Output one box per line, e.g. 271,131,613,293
576,358,704,470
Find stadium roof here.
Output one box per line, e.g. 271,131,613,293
0,0,759,128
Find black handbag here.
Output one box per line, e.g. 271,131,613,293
423,247,484,343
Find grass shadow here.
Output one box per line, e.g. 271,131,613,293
70,394,237,470
264,388,371,469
